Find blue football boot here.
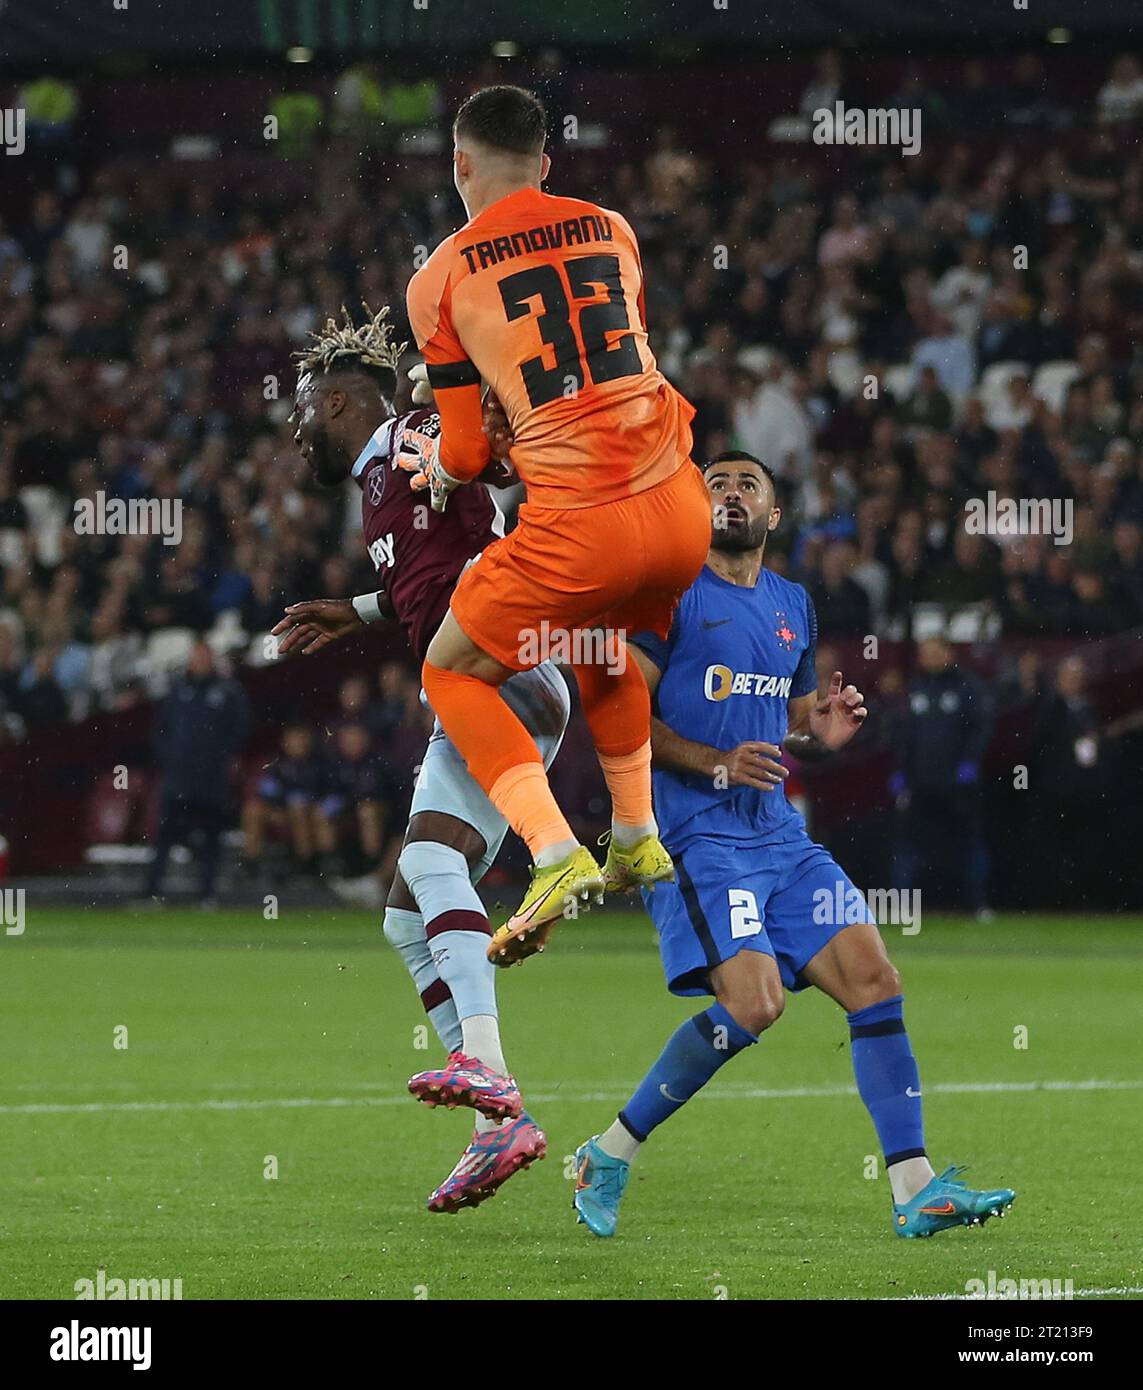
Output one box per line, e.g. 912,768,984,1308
895,1164,1016,1238
573,1136,630,1238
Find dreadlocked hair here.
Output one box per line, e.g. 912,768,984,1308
293,304,408,395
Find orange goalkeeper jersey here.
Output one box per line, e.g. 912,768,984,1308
406,185,695,510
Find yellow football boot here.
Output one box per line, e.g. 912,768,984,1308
601,832,676,893
487,845,604,967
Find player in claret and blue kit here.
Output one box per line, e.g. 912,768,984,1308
275,307,569,1213
572,451,1016,1240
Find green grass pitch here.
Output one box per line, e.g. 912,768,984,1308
2,907,1141,1300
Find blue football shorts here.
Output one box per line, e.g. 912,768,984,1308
646,833,874,996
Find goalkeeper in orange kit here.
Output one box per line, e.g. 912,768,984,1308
403,85,711,965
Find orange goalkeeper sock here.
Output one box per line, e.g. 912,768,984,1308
571,653,651,759
488,763,577,863
421,660,575,860
597,741,655,839
572,655,655,836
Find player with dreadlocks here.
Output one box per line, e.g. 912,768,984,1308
276,306,570,1212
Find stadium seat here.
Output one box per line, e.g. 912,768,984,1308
910,335,976,402
245,630,277,667
0,527,27,569
1032,359,1081,413
979,360,1032,420
208,609,247,657
140,629,197,691
881,363,915,404
84,769,142,844
17,484,67,565
736,345,776,375
826,347,863,398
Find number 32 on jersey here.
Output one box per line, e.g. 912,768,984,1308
497,253,642,408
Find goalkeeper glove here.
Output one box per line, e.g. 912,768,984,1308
395,420,460,513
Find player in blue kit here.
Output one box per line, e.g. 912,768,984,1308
572,451,1016,1240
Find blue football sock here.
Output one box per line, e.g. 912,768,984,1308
620,1002,757,1142
847,995,926,1166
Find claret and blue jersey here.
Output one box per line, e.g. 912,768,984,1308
632,564,819,852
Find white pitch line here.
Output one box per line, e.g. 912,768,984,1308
1,1077,1139,1117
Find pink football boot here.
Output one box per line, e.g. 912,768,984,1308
427,1113,547,1213
407,1051,522,1121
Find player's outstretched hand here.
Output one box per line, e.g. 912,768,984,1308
271,599,363,656
809,671,867,749
721,741,789,792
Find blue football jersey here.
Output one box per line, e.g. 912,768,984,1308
633,565,818,850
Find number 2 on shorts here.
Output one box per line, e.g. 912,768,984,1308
728,887,762,939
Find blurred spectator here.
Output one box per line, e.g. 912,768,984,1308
16,647,69,730
1112,520,1143,610
143,641,250,903
798,48,845,119
1028,656,1105,906
900,365,953,433
931,239,992,338
372,660,420,744
0,44,1140,756
808,540,872,636
241,723,327,882
0,623,26,736
329,674,383,741
315,721,389,880
818,194,871,268
891,636,994,914
732,355,813,480
1063,562,1139,634
87,603,143,709
1096,55,1143,126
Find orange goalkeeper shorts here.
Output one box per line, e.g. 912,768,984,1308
449,460,712,672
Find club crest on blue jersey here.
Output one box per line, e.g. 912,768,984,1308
774,612,797,651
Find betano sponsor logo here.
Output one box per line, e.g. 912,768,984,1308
704,665,792,702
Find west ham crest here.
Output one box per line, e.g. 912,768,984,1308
367,465,386,506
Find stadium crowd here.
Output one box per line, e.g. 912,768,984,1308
1,49,1141,885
